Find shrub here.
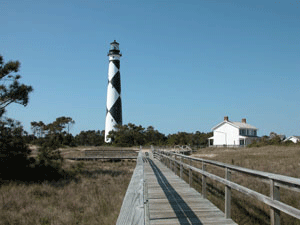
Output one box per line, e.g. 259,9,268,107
0,118,31,179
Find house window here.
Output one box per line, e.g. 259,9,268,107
254,130,257,136
248,129,252,136
240,139,245,145
240,129,246,135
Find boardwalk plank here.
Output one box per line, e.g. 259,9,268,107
145,157,237,225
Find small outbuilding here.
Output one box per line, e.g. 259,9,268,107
208,116,259,147
283,136,300,143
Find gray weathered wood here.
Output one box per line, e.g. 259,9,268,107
144,178,150,225
189,158,192,187
169,150,300,191
180,156,183,179
145,156,237,225
270,179,280,225
225,168,232,219
154,149,300,222
116,151,144,225
202,162,207,199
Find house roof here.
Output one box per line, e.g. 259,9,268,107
212,120,258,131
231,122,257,129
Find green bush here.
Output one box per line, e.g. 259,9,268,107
0,118,31,179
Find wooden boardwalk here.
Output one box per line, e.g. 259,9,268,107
144,157,237,225
117,149,300,225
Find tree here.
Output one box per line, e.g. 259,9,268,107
108,123,146,147
0,118,32,178
167,132,191,145
37,138,64,168
74,130,104,146
144,126,167,145
0,55,33,117
30,117,76,147
167,131,212,147
107,123,167,146
0,54,33,179
31,121,46,138
46,117,75,135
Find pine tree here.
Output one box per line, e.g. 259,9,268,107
0,54,33,116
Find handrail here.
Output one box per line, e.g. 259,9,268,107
116,150,145,225
156,149,300,190
153,148,300,225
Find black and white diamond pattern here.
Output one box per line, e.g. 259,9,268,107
105,59,122,142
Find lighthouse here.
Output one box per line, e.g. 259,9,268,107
105,40,122,143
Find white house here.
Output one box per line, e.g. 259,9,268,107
283,136,300,143
208,116,259,147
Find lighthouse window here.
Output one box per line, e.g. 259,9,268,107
110,44,119,50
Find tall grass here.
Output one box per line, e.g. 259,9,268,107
0,160,135,225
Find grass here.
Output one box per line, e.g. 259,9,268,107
0,159,136,225
193,145,300,177
28,145,140,158
3,145,300,224
184,145,300,225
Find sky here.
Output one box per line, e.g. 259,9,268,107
1,0,300,137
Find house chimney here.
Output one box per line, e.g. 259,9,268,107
242,118,246,123
224,116,229,121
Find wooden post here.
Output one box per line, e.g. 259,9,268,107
165,153,167,166
180,156,183,179
189,158,192,187
165,152,167,166
202,162,206,199
172,155,174,172
166,154,168,166
174,155,177,175
173,155,175,172
270,179,280,225
166,153,168,167
225,168,232,219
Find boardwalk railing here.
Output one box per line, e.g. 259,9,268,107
116,151,146,225
153,148,300,225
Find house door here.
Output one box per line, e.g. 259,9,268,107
239,139,245,146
